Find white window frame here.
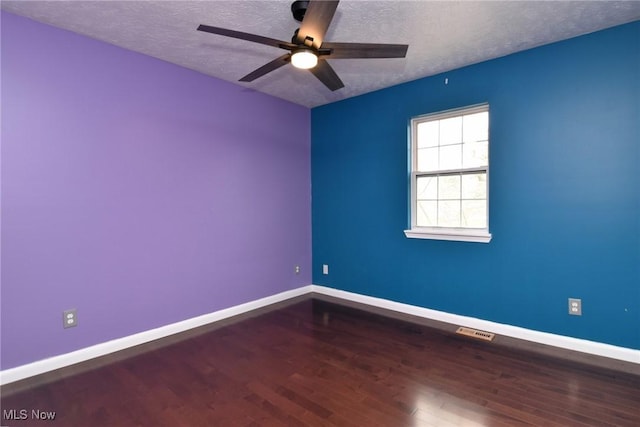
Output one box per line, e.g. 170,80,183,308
404,104,492,243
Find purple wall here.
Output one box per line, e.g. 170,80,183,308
1,12,311,370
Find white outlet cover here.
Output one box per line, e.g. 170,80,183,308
568,298,582,316
63,309,78,328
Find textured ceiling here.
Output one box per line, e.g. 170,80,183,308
3,1,640,107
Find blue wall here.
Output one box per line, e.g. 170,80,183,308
311,22,640,349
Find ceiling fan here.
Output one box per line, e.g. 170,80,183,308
197,0,408,91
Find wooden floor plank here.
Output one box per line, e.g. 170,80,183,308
2,298,639,426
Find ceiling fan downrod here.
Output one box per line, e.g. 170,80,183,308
291,1,309,22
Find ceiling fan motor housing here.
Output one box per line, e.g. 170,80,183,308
291,1,309,22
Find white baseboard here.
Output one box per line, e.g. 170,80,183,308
310,285,640,365
0,286,312,386
3,283,638,386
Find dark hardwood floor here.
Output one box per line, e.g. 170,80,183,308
2,298,639,426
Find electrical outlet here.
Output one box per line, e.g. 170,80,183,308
295,265,300,274
322,264,329,275
63,309,77,328
568,298,582,316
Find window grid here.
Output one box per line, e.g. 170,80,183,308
415,171,487,228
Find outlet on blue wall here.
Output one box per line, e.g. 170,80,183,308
311,22,640,349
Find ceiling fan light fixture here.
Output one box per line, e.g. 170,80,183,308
291,48,318,69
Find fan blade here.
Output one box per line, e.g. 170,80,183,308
239,54,291,82
296,0,339,49
322,42,408,59
309,60,344,91
198,25,295,50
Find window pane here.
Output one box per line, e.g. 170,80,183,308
463,112,488,143
462,200,487,228
438,201,461,227
461,173,487,200
417,147,438,172
417,121,439,148
417,176,437,200
417,201,437,226
462,140,488,168
439,144,462,170
439,117,462,145
438,175,460,200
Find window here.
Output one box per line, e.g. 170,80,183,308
405,104,491,243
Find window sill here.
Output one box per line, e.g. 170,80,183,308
404,228,492,243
